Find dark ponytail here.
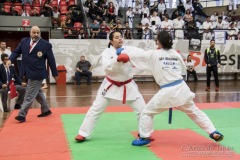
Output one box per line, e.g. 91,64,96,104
157,31,173,50
108,30,123,48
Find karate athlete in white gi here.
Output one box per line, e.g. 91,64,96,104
75,31,147,142
119,31,224,146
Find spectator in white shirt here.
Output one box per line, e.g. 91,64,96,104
228,22,239,40
158,0,166,14
185,0,195,17
52,6,60,27
126,7,134,28
161,14,173,31
150,11,161,27
228,0,237,13
21,9,30,17
142,23,153,39
133,0,142,15
150,21,159,39
173,14,185,39
0,42,11,56
141,13,150,26
141,4,150,18
202,16,213,40
210,11,218,29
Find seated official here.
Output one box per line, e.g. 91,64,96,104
0,54,27,112
75,56,92,85
186,54,198,82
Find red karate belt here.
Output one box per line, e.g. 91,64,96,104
106,77,132,104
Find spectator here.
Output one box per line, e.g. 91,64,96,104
150,11,161,27
141,13,150,26
43,0,53,17
202,16,213,40
142,23,153,39
52,6,60,27
96,15,103,24
171,9,179,20
126,7,134,28
185,0,194,17
0,54,27,112
31,8,40,16
158,0,166,15
75,55,92,85
186,54,198,82
150,21,159,39
100,21,110,33
210,11,218,29
107,2,116,23
186,16,198,39
0,7,8,15
177,0,185,16
137,23,143,39
144,0,150,6
141,3,150,18
78,28,88,39
216,16,228,29
150,1,158,15
98,27,108,39
183,9,193,23
88,1,97,20
124,29,133,39
0,42,11,56
21,8,30,17
193,0,208,18
173,14,185,39
96,3,107,21
228,22,239,40
228,0,237,14
72,7,84,23
22,0,32,5
161,14,173,31
10,7,20,16
90,19,100,39
83,0,91,13
133,0,142,16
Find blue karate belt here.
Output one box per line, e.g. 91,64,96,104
161,79,183,124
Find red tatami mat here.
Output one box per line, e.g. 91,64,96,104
147,129,240,160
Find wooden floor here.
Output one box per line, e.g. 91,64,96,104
1,80,240,127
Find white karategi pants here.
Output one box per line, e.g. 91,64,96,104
78,78,146,138
139,81,216,138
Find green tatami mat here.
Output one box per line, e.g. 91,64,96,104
61,108,240,160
